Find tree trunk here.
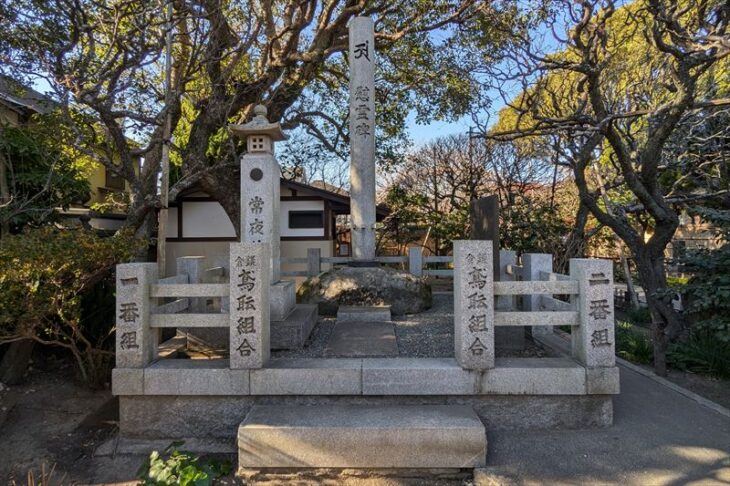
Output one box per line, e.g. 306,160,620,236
633,250,684,376
0,340,35,384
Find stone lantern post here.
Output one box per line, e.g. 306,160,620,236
229,105,296,322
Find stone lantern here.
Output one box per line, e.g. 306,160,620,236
230,104,287,155
229,104,295,323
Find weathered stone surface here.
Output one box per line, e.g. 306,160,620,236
143,359,250,395
480,358,585,395
270,280,296,320
119,394,614,440
585,366,621,394
116,263,158,368
570,259,615,368
271,304,317,350
230,243,270,369
337,305,391,322
237,405,487,468
112,368,144,395
362,358,477,395
297,266,431,316
454,240,494,370
349,17,376,262
325,321,398,357
250,358,361,395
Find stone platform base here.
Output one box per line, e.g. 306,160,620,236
271,304,317,349
119,394,612,443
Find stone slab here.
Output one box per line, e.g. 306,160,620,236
143,359,250,395
585,366,621,394
237,405,487,468
271,304,317,350
362,358,477,395
337,305,392,322
120,394,613,440
480,358,586,395
325,321,398,357
270,280,296,320
250,358,362,395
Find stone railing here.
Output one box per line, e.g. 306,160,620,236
453,240,615,371
116,240,614,374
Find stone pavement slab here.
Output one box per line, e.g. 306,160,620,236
325,321,398,357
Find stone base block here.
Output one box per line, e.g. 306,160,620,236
119,394,613,442
337,305,392,322
237,405,486,469
271,280,296,321
271,304,317,350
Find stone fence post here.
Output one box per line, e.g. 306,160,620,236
454,240,494,370
116,263,158,368
408,247,423,277
307,248,321,277
230,242,271,369
498,250,517,311
177,256,206,312
569,258,615,368
523,253,553,337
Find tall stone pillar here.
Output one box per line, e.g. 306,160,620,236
349,16,376,262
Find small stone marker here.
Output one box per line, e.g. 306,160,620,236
230,242,271,369
454,240,494,369
570,258,615,368
116,263,158,368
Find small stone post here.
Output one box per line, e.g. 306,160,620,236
523,253,553,337
349,17,377,262
230,242,271,369
408,247,423,277
307,248,321,277
569,258,615,368
497,250,517,311
176,256,205,312
454,240,494,370
116,263,158,368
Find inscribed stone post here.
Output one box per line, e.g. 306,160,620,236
116,263,158,368
241,153,280,283
523,253,553,337
230,243,271,369
454,240,494,369
349,17,376,261
569,258,615,368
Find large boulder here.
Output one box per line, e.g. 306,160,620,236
297,266,432,316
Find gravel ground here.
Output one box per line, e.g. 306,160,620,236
273,293,555,359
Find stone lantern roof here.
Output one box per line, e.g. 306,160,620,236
229,104,288,141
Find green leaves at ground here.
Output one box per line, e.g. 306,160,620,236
137,442,231,486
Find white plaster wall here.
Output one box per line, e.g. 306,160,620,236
182,201,236,238
280,200,325,238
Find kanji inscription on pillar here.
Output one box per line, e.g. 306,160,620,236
115,262,157,368
454,240,494,370
229,242,270,369
570,258,615,367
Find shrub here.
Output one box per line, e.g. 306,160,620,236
137,442,231,486
0,226,144,386
615,321,653,364
669,331,730,379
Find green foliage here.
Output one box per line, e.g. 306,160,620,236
622,307,652,326
677,207,730,342
137,442,231,486
0,226,144,386
669,331,730,379
615,321,653,364
0,117,90,232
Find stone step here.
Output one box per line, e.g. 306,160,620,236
336,305,391,322
271,304,317,350
237,404,486,470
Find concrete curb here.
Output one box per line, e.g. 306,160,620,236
548,330,730,419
